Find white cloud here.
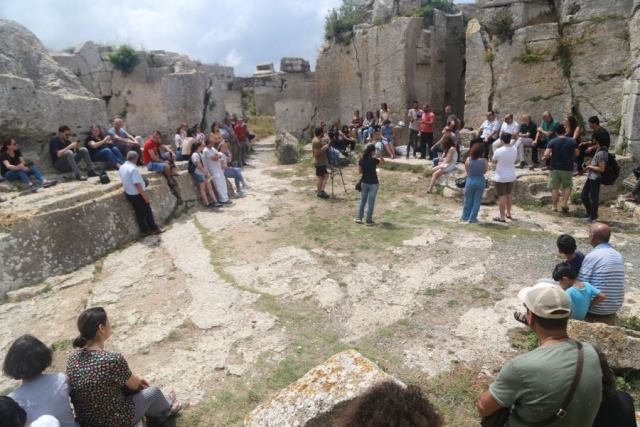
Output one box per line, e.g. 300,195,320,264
224,48,243,68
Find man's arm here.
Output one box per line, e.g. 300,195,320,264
149,148,162,162
134,183,150,203
56,141,77,158
477,390,504,418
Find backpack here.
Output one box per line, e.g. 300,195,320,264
188,153,197,174
600,151,620,186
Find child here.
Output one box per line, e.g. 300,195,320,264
557,234,585,273
553,262,605,320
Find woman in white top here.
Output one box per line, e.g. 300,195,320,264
379,102,390,125
190,141,221,208
204,123,231,204
492,133,518,222
174,123,188,160
427,134,458,194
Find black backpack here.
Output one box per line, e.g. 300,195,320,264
601,151,620,186
188,153,197,174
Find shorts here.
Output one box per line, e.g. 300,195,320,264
194,173,206,184
147,161,168,172
548,170,573,190
495,181,514,196
315,165,328,177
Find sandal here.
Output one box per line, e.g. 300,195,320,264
506,214,513,220
493,217,506,223
167,391,182,417
513,311,528,325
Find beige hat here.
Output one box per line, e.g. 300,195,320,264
518,283,571,319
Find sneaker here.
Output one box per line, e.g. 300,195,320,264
355,218,363,224
561,206,569,213
212,202,223,208
318,191,330,199
151,228,166,235
237,190,245,196
222,200,233,205
365,220,375,226
207,203,220,209
42,179,58,188
88,170,99,177
243,183,251,189
75,174,88,181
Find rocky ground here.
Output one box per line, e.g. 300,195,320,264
1,137,639,426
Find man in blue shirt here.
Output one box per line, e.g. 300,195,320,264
578,222,625,325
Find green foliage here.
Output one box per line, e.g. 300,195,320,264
324,0,366,44
483,50,495,63
519,45,547,64
487,10,514,42
411,1,457,27
615,137,629,156
241,88,256,116
620,315,640,331
108,45,139,74
556,36,573,79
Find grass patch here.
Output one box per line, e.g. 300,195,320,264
620,315,640,331
483,50,495,63
519,45,548,64
428,366,488,425
324,0,366,44
51,339,72,352
382,161,425,174
511,329,539,351
487,10,514,43
248,115,275,141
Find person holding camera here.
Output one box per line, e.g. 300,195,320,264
356,141,384,225
312,127,330,199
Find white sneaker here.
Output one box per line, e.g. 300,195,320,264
238,190,245,196
243,183,251,189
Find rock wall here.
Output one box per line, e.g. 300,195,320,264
465,0,640,160
51,43,228,140
0,19,107,141
314,11,465,130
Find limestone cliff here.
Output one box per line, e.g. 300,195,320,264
465,0,640,159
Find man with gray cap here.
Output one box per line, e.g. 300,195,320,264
477,284,602,426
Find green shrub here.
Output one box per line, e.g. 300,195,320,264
325,0,366,43
606,115,622,135
519,45,547,64
487,10,514,42
483,50,495,63
555,37,573,79
108,45,139,74
411,1,457,27
620,315,640,331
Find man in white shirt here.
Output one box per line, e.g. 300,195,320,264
118,151,163,236
476,110,500,159
203,139,231,204
492,113,519,153
406,100,421,158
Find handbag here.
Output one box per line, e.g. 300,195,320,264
355,178,362,192
455,177,466,188
482,341,585,427
99,171,110,184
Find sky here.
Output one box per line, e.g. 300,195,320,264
0,0,472,76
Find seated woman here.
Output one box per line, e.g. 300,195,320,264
66,307,181,427
180,127,197,161
190,141,221,208
339,125,356,153
1,139,56,191
216,139,250,196
380,120,397,158
0,396,60,427
85,124,124,169
3,335,77,427
427,133,458,194
174,123,188,160
359,111,375,142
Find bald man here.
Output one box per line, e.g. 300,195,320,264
578,222,625,325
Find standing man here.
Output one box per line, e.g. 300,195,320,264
477,285,602,426
444,105,461,133
50,125,99,181
118,151,163,236
312,127,330,199
577,116,609,175
476,110,500,159
406,101,421,158
578,222,625,325
233,115,250,167
514,114,538,168
581,116,610,222
544,124,578,213
532,111,558,169
222,113,240,167
108,117,142,162
419,105,435,160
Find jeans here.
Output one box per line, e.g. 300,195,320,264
53,148,95,175
461,176,486,222
126,193,159,233
407,129,419,157
582,178,601,220
4,166,45,185
224,167,244,189
420,132,433,159
357,182,379,222
93,146,124,168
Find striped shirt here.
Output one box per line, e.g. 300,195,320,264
578,243,625,315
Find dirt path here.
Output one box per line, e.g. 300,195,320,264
2,138,639,425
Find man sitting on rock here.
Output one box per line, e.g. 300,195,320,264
514,114,538,168
143,131,178,180
578,222,625,325
531,111,558,170
118,151,163,236
108,117,142,162
477,285,602,426
50,125,99,181
492,113,519,154
474,110,500,159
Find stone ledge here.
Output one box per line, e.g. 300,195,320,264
568,319,640,370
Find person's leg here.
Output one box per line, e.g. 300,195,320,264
590,179,601,220
561,188,572,209
461,184,473,221
357,183,369,220
60,150,82,176
419,133,427,159
581,179,591,217
407,130,414,158
197,182,209,206
499,195,506,220
213,172,229,202
205,180,218,203
428,169,444,192
111,146,125,166
316,175,323,193
426,133,434,158
531,144,539,165
483,139,491,159
470,178,485,222
4,170,31,186
131,386,173,424
551,189,559,211
127,194,151,233
492,140,502,155
506,192,513,218
28,165,46,183
76,147,97,173
366,183,379,222
320,173,329,193
94,148,118,168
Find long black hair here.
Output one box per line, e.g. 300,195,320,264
362,143,376,160
73,307,108,348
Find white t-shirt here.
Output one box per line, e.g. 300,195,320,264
190,152,205,176
32,415,61,427
500,121,520,137
493,146,517,183
408,109,421,131
118,161,145,196
203,146,223,175
174,133,185,150
9,373,76,427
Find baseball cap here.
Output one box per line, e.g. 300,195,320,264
518,283,571,319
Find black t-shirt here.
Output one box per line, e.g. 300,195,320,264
85,135,104,159
359,156,380,184
592,127,610,148
593,391,636,427
519,122,537,139
50,136,70,163
0,149,22,177
547,136,577,171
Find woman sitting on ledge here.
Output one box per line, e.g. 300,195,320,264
66,307,181,427
1,139,57,191
427,133,458,194
85,124,125,170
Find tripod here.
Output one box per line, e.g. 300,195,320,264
328,160,348,198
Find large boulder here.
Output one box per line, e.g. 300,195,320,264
0,19,107,141
464,19,493,129
568,320,640,370
275,131,300,165
245,349,403,427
